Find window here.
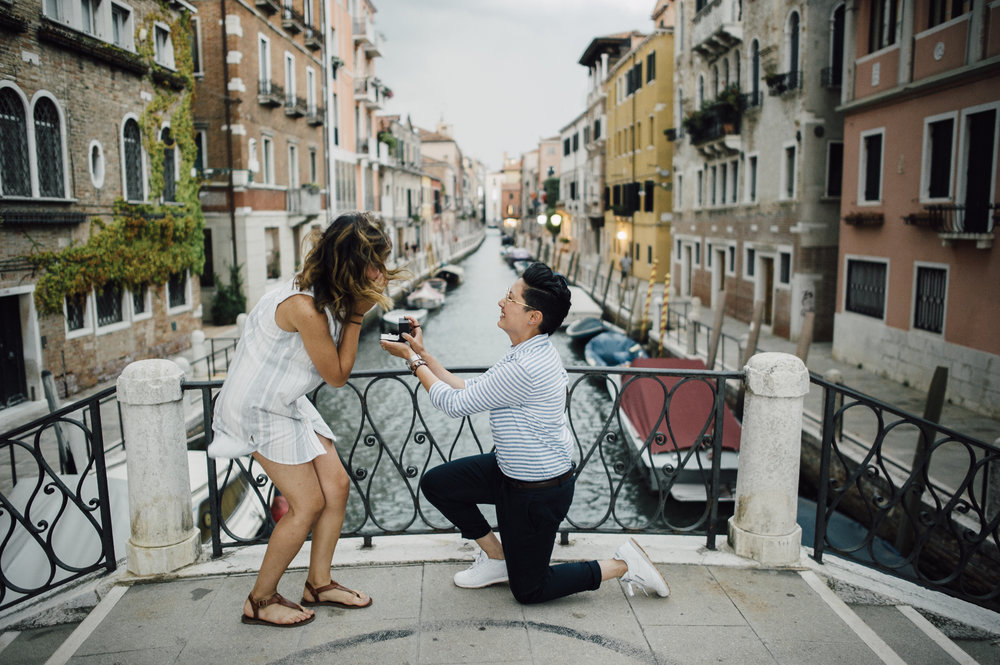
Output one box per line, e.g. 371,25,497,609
306,67,316,113
65,293,92,337
869,0,899,52
258,35,271,86
929,0,972,28
32,97,65,198
913,266,946,333
123,117,144,201
782,144,796,199
190,16,203,75
261,136,274,184
284,52,295,102
288,143,298,188
111,4,133,50
0,86,30,197
96,282,125,328
750,40,761,104
89,140,105,189
44,0,65,22
646,51,656,82
132,284,151,320
845,259,887,319
730,159,739,203
696,169,703,207
826,141,844,197
786,11,800,81
644,180,654,212
573,132,579,152
676,173,682,209
309,148,317,184
779,252,791,285
747,154,758,202
710,165,717,205
153,23,175,69
194,129,207,175
746,247,756,277
331,92,339,145
720,164,727,205
161,126,176,202
922,115,955,200
728,246,736,273
81,0,99,36
167,272,189,311
859,129,884,204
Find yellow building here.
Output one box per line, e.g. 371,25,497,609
604,21,675,283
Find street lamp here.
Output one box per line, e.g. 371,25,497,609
537,212,562,264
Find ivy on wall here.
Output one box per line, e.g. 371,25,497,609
29,4,205,315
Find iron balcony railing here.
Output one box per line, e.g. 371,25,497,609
257,79,284,107
3,363,999,613
820,66,843,89
922,203,997,237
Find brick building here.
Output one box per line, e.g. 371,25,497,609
0,0,203,427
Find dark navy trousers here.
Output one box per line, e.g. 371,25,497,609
420,452,602,604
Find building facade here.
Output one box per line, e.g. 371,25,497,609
377,113,425,259
672,0,844,342
0,0,203,423
834,0,1000,415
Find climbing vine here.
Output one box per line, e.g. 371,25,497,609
29,2,204,315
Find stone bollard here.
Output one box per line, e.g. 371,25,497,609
236,313,248,338
190,329,207,380
728,352,810,566
117,360,200,575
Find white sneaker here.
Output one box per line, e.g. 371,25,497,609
615,537,670,598
453,550,509,588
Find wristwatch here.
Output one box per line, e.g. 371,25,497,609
406,353,426,374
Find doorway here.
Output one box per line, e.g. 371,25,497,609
0,296,27,408
961,109,997,233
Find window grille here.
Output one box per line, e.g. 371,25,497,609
132,286,147,315
845,259,886,319
124,119,143,200
914,267,946,333
0,89,30,197
168,273,187,308
66,294,86,331
34,98,64,198
96,283,124,327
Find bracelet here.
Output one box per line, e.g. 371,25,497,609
407,353,422,364
408,359,427,375
349,317,364,325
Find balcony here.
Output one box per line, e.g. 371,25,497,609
691,0,742,58
287,185,322,217
303,24,323,50
913,203,997,249
741,91,762,109
765,70,803,96
354,76,383,109
306,105,324,126
255,0,279,14
820,67,842,89
683,86,743,156
281,6,303,34
257,79,284,107
284,93,306,117
353,18,376,50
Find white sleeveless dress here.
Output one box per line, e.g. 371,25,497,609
208,279,340,464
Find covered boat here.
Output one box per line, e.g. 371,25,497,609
434,264,465,287
614,357,741,501
565,316,606,341
406,282,445,310
584,331,647,367
562,286,603,329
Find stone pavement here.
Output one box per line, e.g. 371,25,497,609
17,534,999,665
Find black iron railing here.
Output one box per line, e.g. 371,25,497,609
923,203,997,236
809,373,1000,611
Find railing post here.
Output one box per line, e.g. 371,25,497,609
728,352,809,566
116,359,200,575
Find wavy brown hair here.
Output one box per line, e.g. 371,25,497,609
295,212,404,325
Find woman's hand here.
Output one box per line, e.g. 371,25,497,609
400,315,425,354
380,339,412,359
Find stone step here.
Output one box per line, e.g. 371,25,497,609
0,622,79,665
849,603,982,665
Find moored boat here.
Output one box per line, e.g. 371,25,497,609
562,286,603,329
565,316,606,341
434,264,465,287
584,331,647,367
406,282,445,310
381,308,429,332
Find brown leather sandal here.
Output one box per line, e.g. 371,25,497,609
301,580,373,609
241,592,316,627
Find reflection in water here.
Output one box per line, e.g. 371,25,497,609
314,230,728,536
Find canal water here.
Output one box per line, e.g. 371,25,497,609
312,229,689,535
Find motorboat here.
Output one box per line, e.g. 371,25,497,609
503,247,533,265
434,264,464,287
565,316,607,341
612,357,741,501
381,308,428,332
584,331,647,367
425,277,448,295
406,282,445,310
562,286,603,329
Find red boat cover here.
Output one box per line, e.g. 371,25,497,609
619,358,742,454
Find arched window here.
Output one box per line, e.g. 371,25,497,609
713,64,719,97
750,40,760,103
787,11,801,87
0,87,30,196
723,58,730,88
161,126,176,202
33,97,65,198
123,118,144,201
829,4,846,87
697,74,705,106
734,50,741,89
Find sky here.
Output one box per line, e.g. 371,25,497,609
373,0,656,172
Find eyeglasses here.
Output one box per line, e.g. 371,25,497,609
503,289,534,309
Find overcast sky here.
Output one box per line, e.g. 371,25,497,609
374,0,656,172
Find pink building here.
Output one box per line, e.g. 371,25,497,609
835,0,1000,416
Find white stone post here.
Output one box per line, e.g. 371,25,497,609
117,359,200,575
728,352,809,566
190,329,208,380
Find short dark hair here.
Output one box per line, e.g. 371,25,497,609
521,262,571,334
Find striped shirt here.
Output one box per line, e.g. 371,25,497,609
428,333,573,481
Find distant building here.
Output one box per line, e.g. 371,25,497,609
834,1,1000,416
376,114,425,259
500,153,523,233
0,0,202,423
672,0,843,342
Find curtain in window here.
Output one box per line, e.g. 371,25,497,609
124,119,143,200
34,98,64,198
0,89,30,197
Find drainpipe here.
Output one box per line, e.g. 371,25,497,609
219,0,239,267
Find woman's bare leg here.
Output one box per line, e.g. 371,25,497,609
244,452,324,624
302,434,370,606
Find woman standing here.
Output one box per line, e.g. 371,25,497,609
381,262,669,604
210,212,401,627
